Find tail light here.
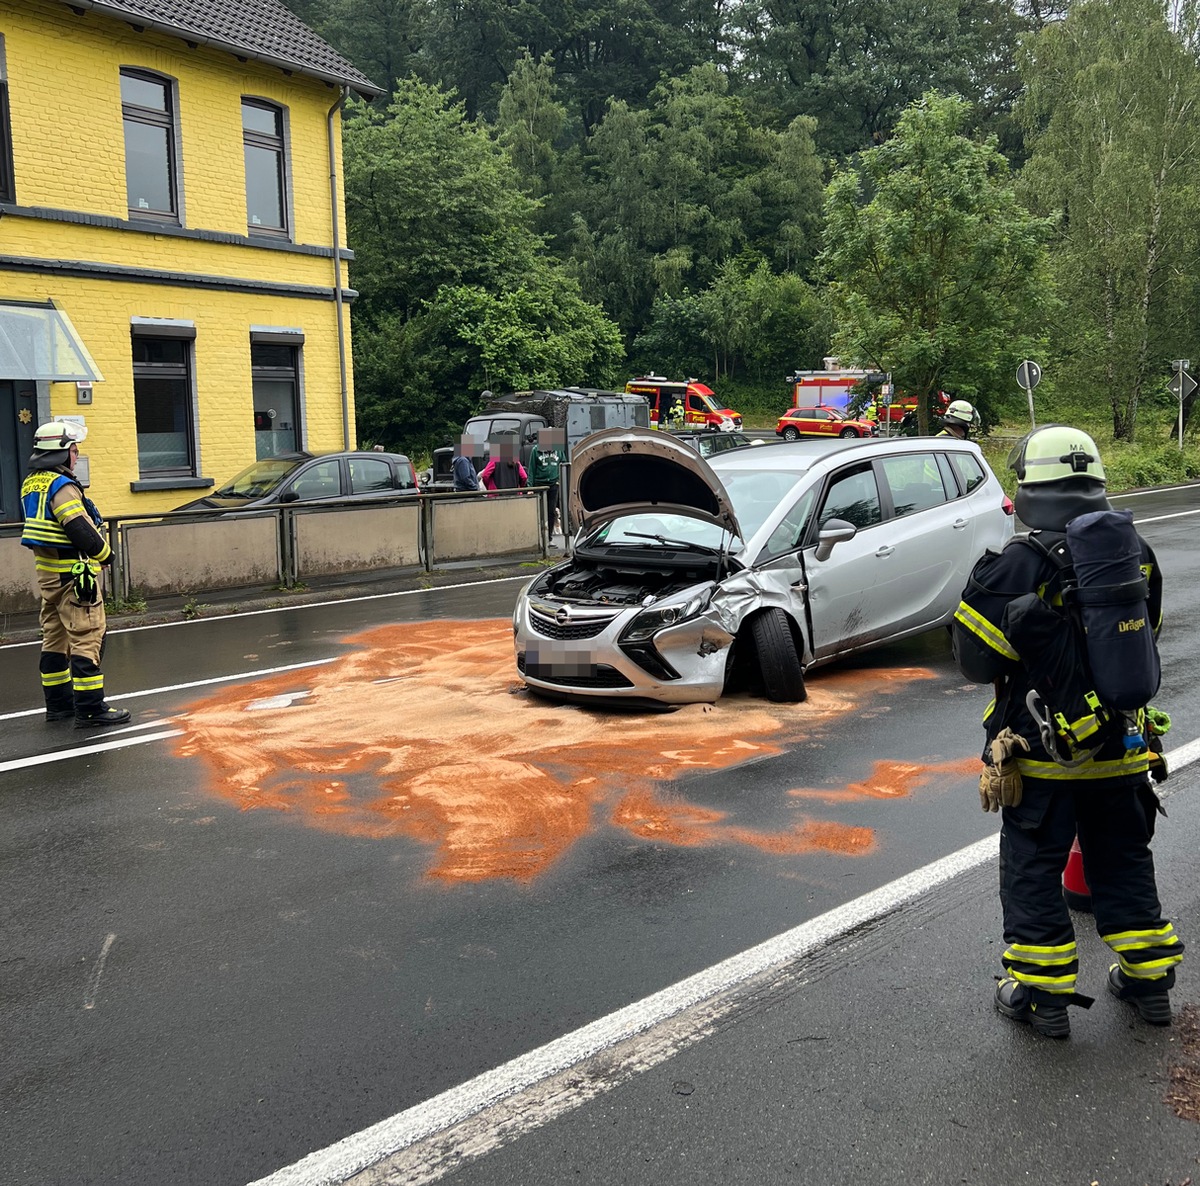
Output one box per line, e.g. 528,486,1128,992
1001,495,1015,516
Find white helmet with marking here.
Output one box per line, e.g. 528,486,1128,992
1007,423,1110,530
33,420,88,451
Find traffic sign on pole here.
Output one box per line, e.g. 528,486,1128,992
1016,360,1042,428
1169,367,1197,450
1168,371,1197,400
1016,360,1042,391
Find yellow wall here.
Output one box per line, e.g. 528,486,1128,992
0,0,358,516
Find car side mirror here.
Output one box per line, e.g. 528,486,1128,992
814,518,857,561
280,490,300,503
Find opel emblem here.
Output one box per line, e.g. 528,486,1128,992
555,606,572,625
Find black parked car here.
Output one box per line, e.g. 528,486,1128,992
173,451,418,512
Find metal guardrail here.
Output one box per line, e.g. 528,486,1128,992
0,486,553,614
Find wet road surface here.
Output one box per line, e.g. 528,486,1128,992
2,485,1199,1185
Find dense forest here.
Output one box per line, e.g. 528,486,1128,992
285,0,1200,448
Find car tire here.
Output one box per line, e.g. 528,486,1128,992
782,427,800,441
749,609,807,703
840,427,857,438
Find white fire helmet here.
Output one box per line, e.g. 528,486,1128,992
33,421,88,451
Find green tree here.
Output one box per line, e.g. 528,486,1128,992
1017,0,1200,440
735,0,1026,157
572,66,825,341
345,79,622,448
820,92,1051,433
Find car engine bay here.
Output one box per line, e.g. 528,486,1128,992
541,565,715,606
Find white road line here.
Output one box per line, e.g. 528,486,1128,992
1,575,532,648
83,933,116,1011
0,730,182,774
1133,509,1200,525
1113,481,1200,499
248,739,1200,1186
0,658,335,721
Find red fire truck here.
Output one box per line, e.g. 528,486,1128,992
625,377,743,432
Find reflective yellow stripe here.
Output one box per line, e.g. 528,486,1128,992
1116,954,1183,977
35,557,77,573
1006,970,1076,989
41,670,71,687
954,603,1018,660
1006,941,1077,958
1017,754,1151,780
1102,924,1180,948
73,675,103,691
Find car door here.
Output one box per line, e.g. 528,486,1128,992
801,409,833,438
347,454,399,498
872,450,971,632
284,457,343,501
802,461,898,659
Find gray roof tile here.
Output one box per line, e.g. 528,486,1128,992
63,0,382,96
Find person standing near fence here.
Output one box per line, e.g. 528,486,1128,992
529,428,566,541
20,421,131,728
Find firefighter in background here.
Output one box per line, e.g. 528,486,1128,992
936,399,978,439
20,422,131,728
952,424,1181,1037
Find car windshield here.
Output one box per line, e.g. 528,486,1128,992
212,458,304,499
698,394,722,412
584,468,808,553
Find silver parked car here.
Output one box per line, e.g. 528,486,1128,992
513,428,1014,705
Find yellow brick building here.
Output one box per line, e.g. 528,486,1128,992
0,0,380,518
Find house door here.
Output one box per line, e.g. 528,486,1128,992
0,381,37,524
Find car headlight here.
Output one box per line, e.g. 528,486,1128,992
621,592,708,643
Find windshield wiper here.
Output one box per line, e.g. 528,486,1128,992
619,532,722,555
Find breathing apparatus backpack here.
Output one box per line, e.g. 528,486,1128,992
999,509,1161,768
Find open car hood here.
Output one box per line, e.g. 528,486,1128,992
568,427,743,538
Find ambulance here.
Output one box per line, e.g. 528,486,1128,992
625,377,742,432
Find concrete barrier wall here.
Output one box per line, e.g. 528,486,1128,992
0,534,41,615
1,491,543,616
294,503,421,578
122,516,280,596
430,495,541,563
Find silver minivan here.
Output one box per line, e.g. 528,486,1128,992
513,429,1014,705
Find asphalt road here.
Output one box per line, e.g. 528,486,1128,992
2,484,1199,1185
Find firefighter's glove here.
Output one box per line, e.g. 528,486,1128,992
1146,707,1172,737
979,728,1030,812
70,560,99,605
1149,734,1169,784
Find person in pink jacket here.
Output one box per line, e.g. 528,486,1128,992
477,440,527,496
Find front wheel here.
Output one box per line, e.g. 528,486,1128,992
840,427,857,438
749,609,807,703
782,426,800,441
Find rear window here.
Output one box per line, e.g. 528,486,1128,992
948,452,987,493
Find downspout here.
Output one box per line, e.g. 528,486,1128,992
327,86,351,451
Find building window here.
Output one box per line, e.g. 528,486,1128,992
251,341,300,457
242,99,288,236
133,335,194,475
0,37,13,202
121,69,178,221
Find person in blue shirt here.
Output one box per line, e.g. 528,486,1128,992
451,436,481,491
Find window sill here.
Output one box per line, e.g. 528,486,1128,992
130,476,213,492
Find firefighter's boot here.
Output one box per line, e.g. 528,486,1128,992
1108,964,1172,1026
995,977,1070,1038
71,655,130,728
41,651,74,721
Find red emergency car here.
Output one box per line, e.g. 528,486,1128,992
775,405,877,440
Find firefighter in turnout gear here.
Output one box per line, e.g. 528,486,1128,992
20,422,131,728
936,399,978,439
952,424,1181,1037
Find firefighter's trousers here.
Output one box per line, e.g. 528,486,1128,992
36,569,108,715
998,775,1183,1001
